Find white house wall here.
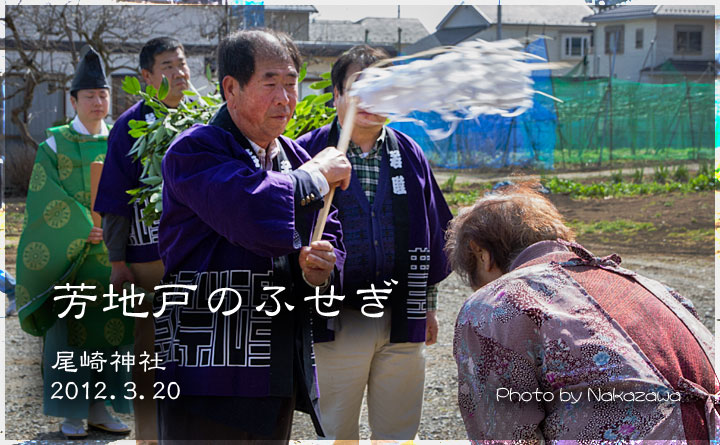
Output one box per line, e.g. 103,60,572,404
592,17,713,82
654,18,714,63
592,18,657,81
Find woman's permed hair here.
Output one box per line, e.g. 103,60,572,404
444,182,575,288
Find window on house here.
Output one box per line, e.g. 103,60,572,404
562,34,589,58
635,28,644,49
604,25,624,54
111,75,139,120
675,25,702,55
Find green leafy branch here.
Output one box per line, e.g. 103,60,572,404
123,67,222,226
284,65,336,140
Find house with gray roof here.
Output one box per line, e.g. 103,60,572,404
299,16,428,98
310,17,428,51
582,5,716,82
405,4,595,76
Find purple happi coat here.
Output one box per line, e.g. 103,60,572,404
94,100,160,262
157,107,345,433
297,122,451,343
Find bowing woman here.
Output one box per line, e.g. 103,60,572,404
446,183,718,441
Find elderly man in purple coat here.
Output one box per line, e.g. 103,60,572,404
296,45,452,440
154,29,351,441
94,36,191,442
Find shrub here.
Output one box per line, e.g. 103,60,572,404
442,173,458,192
653,165,669,184
673,165,689,183
632,168,644,184
697,162,712,178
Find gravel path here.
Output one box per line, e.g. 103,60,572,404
5,248,713,441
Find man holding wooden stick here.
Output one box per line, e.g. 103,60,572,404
297,45,453,440
94,36,191,443
154,29,350,441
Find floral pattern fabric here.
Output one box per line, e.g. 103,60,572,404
454,242,717,441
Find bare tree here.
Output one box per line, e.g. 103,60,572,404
193,3,227,43
3,3,313,154
3,3,177,150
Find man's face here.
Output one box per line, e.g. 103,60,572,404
226,57,298,147
334,64,386,130
141,48,191,105
70,88,109,123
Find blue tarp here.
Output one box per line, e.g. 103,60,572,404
388,38,558,169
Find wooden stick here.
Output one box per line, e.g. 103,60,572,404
90,162,104,228
311,99,358,242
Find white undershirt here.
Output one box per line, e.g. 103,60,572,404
248,137,329,196
45,116,109,153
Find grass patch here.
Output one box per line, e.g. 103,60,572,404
568,219,656,237
541,174,715,198
442,170,713,215
444,189,482,208
556,147,713,166
667,228,713,243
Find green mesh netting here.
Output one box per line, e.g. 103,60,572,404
553,78,715,166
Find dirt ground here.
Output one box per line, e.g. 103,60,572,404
5,190,713,275
551,191,714,256
3,189,715,441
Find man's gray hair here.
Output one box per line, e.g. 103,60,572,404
217,28,301,100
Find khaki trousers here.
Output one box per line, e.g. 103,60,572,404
313,309,426,440
128,259,164,441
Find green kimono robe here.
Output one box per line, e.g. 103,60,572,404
16,119,133,417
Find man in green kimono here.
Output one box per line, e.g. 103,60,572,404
16,45,134,439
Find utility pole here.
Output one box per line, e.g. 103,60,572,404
397,5,402,53
602,30,618,166
496,1,502,40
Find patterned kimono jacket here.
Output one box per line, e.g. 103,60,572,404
454,240,718,441
17,118,133,346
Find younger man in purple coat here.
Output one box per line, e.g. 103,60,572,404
296,45,452,440
155,29,351,441
93,36,191,442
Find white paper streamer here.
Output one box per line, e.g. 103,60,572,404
348,39,556,139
